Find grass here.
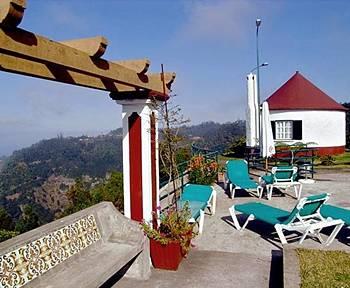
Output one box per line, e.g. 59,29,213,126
297,248,350,288
315,151,350,169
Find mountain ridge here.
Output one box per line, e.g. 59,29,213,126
0,121,245,222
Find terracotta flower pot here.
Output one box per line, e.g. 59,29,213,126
150,239,184,270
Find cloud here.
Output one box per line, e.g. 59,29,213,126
180,0,255,44
0,118,30,128
43,1,87,32
22,84,71,118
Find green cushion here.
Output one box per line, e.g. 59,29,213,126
177,200,207,220
300,193,328,216
264,166,298,183
234,202,290,225
226,160,258,189
181,184,213,203
262,174,274,184
276,166,296,180
306,193,328,202
321,204,350,225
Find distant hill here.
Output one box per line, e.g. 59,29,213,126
0,156,6,172
180,121,245,152
0,131,123,221
0,121,245,222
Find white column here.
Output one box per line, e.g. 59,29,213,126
116,99,159,223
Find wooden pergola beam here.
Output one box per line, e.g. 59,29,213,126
113,59,150,74
0,25,174,94
0,0,26,27
0,53,139,92
60,36,108,58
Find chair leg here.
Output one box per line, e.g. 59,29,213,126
229,183,233,198
297,184,302,200
211,190,217,215
298,228,311,244
275,224,288,245
232,187,237,198
293,185,298,199
325,222,344,246
292,184,302,199
229,206,241,230
257,186,263,198
267,185,273,200
299,227,324,244
299,219,344,246
241,214,254,230
198,209,205,234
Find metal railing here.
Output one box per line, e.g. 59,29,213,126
158,144,219,209
245,146,317,179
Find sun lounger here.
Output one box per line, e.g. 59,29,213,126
225,160,263,198
259,166,302,200
229,193,344,245
178,184,216,234
320,204,350,226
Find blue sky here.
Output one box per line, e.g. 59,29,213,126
1,0,349,155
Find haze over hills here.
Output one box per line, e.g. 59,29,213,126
0,121,245,223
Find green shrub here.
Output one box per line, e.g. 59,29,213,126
0,229,19,242
319,155,336,166
188,155,218,185
224,137,246,158
60,171,124,218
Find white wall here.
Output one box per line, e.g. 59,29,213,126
270,110,346,147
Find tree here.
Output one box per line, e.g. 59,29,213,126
15,205,40,233
91,171,123,212
224,136,247,158
67,178,92,206
60,172,124,217
61,178,93,216
0,207,14,230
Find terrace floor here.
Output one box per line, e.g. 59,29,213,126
115,169,350,288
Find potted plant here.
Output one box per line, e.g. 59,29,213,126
141,203,196,270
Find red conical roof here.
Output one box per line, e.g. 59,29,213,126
266,71,347,111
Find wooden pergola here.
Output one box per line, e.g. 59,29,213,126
0,0,176,222
0,0,175,97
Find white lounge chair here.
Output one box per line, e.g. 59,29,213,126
225,160,263,198
229,193,344,245
178,184,216,234
259,166,302,200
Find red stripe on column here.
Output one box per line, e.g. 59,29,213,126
150,113,157,227
129,112,143,222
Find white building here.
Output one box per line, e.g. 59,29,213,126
266,71,347,155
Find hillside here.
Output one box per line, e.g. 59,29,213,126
0,121,244,222
180,120,245,151
0,155,7,172
0,132,123,221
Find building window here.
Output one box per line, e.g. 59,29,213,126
271,120,302,140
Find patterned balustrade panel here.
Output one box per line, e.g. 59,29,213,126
0,215,101,288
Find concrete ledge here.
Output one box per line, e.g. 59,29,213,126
0,202,150,287
283,247,301,288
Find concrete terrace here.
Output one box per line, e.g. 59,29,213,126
116,169,350,288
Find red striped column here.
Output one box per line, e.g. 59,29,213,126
128,112,143,221
116,99,160,223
